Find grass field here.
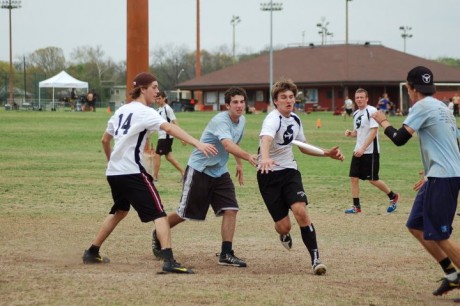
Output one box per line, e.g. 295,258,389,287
1,109,459,305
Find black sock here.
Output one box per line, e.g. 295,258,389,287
221,241,232,255
160,248,174,262
387,191,395,200
300,224,319,265
353,198,360,208
88,245,100,254
439,257,457,275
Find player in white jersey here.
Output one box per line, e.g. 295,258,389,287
373,66,460,297
82,72,217,274
257,78,344,275
152,91,185,181
344,88,399,214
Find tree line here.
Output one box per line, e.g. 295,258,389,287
0,44,458,103
0,44,266,103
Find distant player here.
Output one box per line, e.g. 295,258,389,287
344,88,399,214
152,91,185,182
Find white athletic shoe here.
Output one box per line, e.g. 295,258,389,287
280,233,292,250
312,260,327,275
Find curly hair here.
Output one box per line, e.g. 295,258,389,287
271,79,298,102
224,87,248,104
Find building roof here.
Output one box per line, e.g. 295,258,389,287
179,44,460,90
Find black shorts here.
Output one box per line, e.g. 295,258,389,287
155,138,173,155
257,168,308,222
346,108,353,116
107,172,167,222
349,154,380,180
176,166,238,220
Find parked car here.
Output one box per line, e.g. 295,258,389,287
171,99,195,112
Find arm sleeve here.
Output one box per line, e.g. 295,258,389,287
383,125,412,146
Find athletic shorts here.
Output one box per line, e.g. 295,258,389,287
346,108,353,116
107,172,167,222
349,153,380,180
406,177,460,240
155,138,173,155
257,168,308,222
176,166,238,220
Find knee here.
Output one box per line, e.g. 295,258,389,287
223,210,238,218
275,220,291,234
407,227,419,237
114,210,129,220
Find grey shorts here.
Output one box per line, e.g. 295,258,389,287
176,166,239,220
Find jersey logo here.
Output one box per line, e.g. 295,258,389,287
277,124,294,145
355,115,363,129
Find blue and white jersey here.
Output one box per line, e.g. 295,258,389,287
157,103,176,139
258,109,306,171
188,111,245,177
404,96,460,178
353,105,380,154
105,101,166,175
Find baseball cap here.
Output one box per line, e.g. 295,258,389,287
406,66,436,94
132,72,156,87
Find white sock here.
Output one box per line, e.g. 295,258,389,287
446,272,458,281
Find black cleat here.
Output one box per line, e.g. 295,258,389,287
82,250,110,264
433,275,460,296
219,250,247,267
162,260,194,274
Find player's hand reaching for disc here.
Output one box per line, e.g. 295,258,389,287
326,146,345,161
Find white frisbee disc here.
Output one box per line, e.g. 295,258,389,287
291,140,324,155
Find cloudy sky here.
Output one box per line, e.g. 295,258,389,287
1,0,459,63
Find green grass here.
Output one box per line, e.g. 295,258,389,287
1,109,459,305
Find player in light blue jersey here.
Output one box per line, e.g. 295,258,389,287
152,87,258,268
373,66,460,297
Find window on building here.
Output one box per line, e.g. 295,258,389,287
303,88,318,103
256,90,264,102
219,92,225,105
205,91,218,105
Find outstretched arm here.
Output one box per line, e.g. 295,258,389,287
160,122,217,157
221,139,258,167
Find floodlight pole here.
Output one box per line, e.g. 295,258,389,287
1,0,21,110
345,0,352,44
399,26,413,53
260,1,283,106
230,15,241,59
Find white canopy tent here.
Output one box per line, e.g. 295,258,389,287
38,71,88,110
